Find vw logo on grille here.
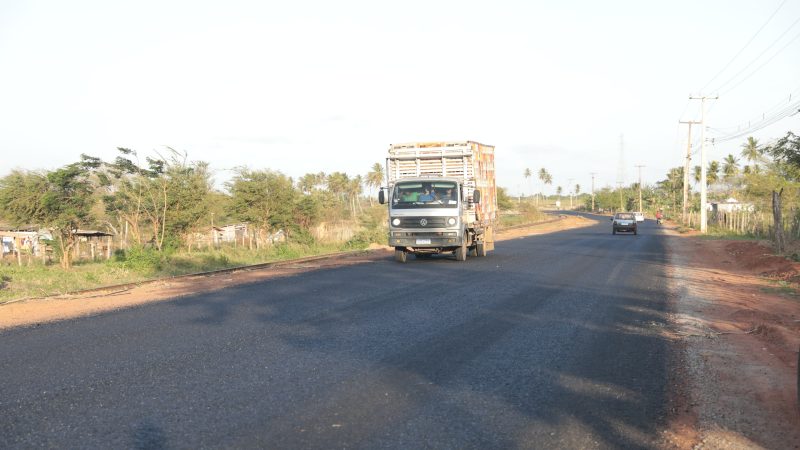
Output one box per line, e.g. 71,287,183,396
419,219,428,226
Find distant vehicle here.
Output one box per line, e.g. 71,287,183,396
612,212,637,235
633,212,645,222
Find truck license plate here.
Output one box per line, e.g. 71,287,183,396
415,239,431,245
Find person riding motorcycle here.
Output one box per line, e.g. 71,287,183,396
655,210,663,224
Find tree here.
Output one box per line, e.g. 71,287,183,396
707,161,720,184
575,184,581,196
0,157,99,269
496,186,515,210
537,168,549,203
767,131,800,169
722,154,739,179
658,167,684,213
365,163,384,203
348,175,364,216
693,165,701,184
556,186,563,200
740,136,763,173
765,131,800,252
524,168,532,197
99,147,210,251
227,168,297,244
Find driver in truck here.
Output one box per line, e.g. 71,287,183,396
418,187,435,202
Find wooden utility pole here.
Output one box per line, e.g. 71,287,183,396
590,172,597,212
679,120,700,224
635,165,645,212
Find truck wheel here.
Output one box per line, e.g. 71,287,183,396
469,246,478,257
477,242,487,257
394,249,407,263
455,241,467,261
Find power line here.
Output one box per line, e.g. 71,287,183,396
720,27,800,95
710,99,800,142
711,15,800,94
700,0,790,93
712,86,800,132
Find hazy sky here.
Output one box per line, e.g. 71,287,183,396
1,0,798,195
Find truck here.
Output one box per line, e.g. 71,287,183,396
378,141,497,262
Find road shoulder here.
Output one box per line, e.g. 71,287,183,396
663,227,800,448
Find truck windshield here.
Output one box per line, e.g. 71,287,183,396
392,181,458,209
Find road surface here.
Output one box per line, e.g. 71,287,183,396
1,213,673,449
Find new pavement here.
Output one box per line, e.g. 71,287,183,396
0,213,673,449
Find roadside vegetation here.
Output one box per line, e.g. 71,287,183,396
0,152,548,302
585,132,800,253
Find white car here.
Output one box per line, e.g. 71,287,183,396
633,212,645,222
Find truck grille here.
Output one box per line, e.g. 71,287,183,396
397,217,447,228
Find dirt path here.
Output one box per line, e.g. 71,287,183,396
0,215,594,331
664,228,800,449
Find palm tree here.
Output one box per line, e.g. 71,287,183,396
575,184,580,196
365,163,384,204
537,168,548,204
707,161,720,184
544,173,553,202
524,168,532,198
556,186,563,202
349,175,364,215
740,136,763,173
693,165,701,184
722,154,739,179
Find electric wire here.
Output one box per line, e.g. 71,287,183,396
720,28,800,96
712,85,800,133
710,99,800,143
700,0,789,93
711,15,800,94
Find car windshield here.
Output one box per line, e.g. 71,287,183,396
392,181,458,209
615,213,635,220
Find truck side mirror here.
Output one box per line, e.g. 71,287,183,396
378,189,385,205
473,189,481,204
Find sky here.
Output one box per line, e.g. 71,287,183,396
1,0,799,196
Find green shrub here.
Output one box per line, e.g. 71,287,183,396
111,245,164,274
346,227,387,249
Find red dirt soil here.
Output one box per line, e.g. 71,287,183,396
665,233,800,449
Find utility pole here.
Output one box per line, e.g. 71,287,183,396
678,120,701,224
590,172,597,212
567,178,574,209
635,165,645,212
689,95,718,233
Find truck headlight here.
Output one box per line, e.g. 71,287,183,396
391,218,401,226
447,217,457,226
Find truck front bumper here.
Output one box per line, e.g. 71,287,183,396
389,231,462,248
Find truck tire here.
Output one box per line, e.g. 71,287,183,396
455,241,467,261
476,242,487,257
394,249,407,263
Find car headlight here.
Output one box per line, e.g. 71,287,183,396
391,218,401,226
447,217,457,226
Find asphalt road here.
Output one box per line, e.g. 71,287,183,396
0,213,673,449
